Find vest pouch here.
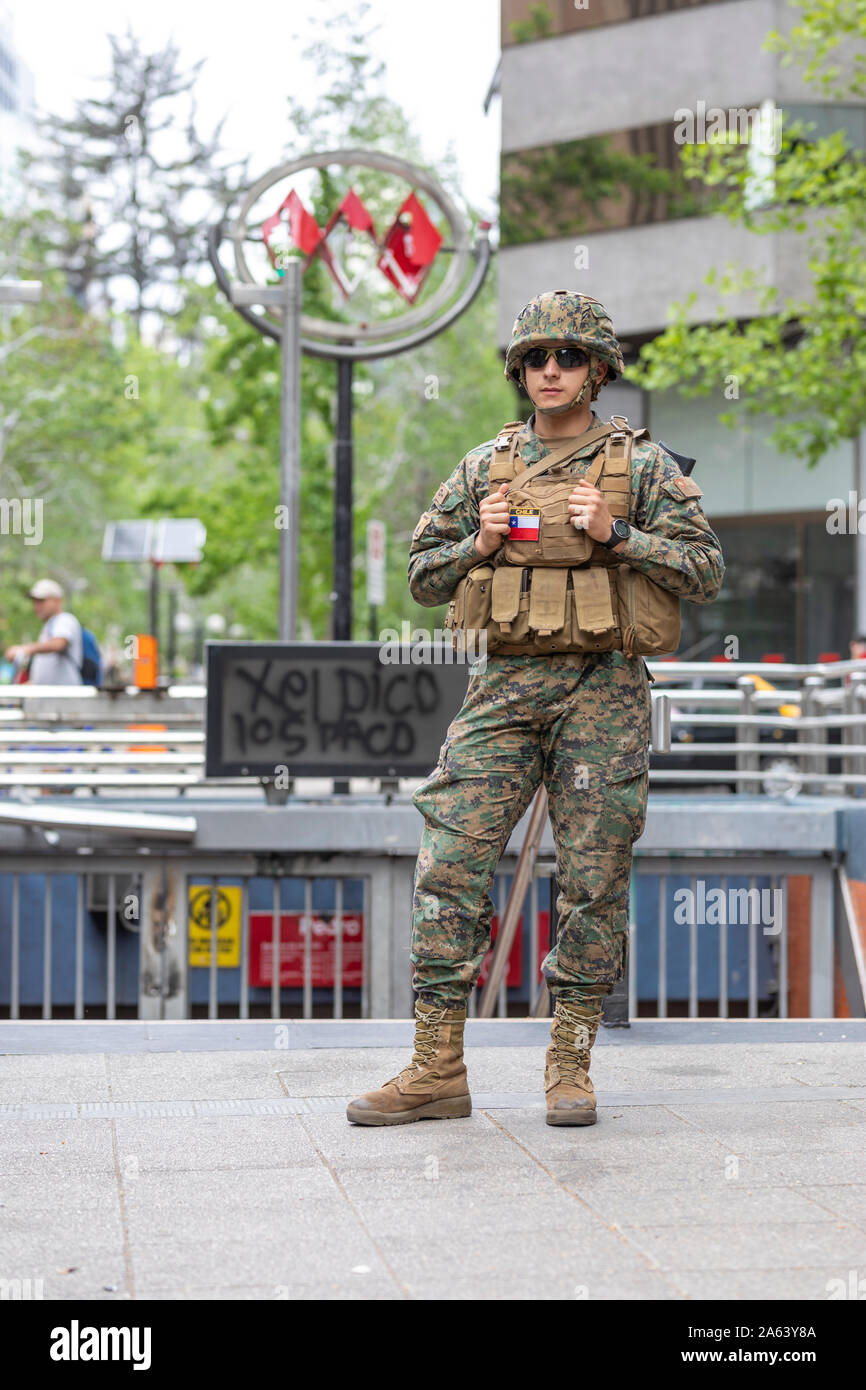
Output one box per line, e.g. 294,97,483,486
527,567,570,651
448,563,496,654
570,566,619,651
459,563,494,630
502,474,593,567
484,566,530,650
614,566,681,657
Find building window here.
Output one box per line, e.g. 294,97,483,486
681,519,855,663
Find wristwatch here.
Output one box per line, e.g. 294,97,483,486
602,518,631,549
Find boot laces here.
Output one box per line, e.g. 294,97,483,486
552,1003,594,1085
386,1006,452,1086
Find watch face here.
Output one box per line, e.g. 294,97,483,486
613,519,630,538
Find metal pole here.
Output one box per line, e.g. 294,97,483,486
736,675,757,795
334,356,353,641
149,564,159,643
279,260,302,641
167,589,177,681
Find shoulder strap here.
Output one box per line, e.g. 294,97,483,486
595,420,649,521
489,422,616,495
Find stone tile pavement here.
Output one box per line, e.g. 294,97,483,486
1,1020,864,1301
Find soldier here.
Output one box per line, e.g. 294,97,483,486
347,290,725,1128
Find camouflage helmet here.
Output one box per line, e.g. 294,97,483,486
504,290,624,385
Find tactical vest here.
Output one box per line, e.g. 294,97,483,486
444,416,681,659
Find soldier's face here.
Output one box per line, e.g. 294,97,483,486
524,347,603,407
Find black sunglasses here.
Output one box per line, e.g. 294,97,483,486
522,346,589,370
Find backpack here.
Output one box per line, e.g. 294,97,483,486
79,628,103,686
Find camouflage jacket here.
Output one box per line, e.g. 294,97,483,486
408,411,725,609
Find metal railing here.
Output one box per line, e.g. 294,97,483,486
2,852,863,1022
3,660,866,796
1,660,865,1022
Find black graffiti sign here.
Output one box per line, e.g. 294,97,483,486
205,642,470,777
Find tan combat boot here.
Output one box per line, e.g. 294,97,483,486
544,998,602,1126
346,999,471,1126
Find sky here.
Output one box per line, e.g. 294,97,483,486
7,0,502,223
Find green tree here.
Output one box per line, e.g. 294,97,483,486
164,2,512,639
627,0,866,468
20,27,248,344
0,212,171,657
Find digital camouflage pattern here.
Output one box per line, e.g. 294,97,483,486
407,409,725,1011
504,290,625,383
408,411,726,611
410,650,649,1007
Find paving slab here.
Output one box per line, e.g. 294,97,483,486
1,1020,864,1300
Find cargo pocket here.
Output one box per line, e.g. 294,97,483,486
586,746,650,844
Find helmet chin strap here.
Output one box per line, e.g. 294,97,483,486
519,355,602,417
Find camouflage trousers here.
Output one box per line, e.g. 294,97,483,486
410,651,651,1010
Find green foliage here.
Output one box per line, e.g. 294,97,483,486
501,135,708,246
627,0,866,468
18,27,248,343
765,0,866,97
509,4,555,43
1,1,514,659
0,213,179,655
133,1,513,639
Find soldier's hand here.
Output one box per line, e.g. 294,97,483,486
475,483,512,556
568,479,613,544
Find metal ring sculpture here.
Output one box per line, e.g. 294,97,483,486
208,148,491,360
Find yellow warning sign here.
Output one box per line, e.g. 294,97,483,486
188,885,242,968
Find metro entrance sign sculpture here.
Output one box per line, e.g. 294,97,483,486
208,149,491,640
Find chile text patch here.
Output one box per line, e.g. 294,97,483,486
508,507,541,541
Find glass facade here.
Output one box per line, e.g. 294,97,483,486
679,519,855,663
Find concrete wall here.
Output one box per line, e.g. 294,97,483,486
497,212,818,344
647,389,854,519
501,0,843,152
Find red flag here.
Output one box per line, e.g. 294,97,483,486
377,192,442,302
285,189,322,255
261,191,323,268
322,187,375,238
316,188,377,298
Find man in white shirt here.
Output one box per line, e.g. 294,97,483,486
5,579,83,685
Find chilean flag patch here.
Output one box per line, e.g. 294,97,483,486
509,507,541,541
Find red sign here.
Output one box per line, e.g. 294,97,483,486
249,911,363,987
249,909,549,992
